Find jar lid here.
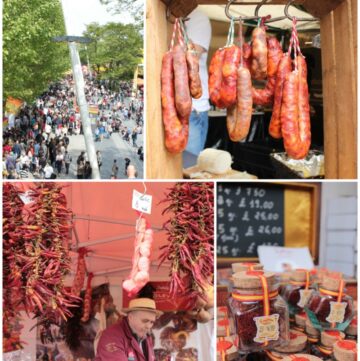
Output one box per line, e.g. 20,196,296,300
232,271,276,289
321,330,345,347
333,340,357,361
282,354,322,361
273,330,307,353
322,276,346,292
231,262,263,273
290,269,313,283
305,319,320,337
216,335,237,359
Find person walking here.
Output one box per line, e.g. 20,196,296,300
111,160,119,179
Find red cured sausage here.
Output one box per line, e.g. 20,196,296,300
186,43,202,99
227,67,253,141
297,55,311,158
220,45,241,108
173,44,192,118
280,58,311,160
242,42,252,70
251,27,268,80
209,48,226,108
269,54,292,139
161,51,189,153
252,37,283,106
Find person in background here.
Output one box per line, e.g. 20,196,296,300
127,164,137,179
111,160,119,179
184,8,212,159
95,298,161,361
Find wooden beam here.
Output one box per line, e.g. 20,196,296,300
146,0,184,178
321,12,338,178
321,0,357,178
302,0,345,18
161,0,347,19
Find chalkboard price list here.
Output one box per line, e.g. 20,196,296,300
217,183,285,258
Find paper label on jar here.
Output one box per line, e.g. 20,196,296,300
253,314,280,343
297,289,313,308
326,301,347,323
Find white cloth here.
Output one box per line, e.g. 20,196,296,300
44,165,53,178
185,9,212,112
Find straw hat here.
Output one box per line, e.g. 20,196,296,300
122,298,163,317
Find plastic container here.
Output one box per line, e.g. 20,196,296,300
228,271,290,352
305,277,354,330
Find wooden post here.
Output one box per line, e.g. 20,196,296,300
321,0,357,178
146,0,183,179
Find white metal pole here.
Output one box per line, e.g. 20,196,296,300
69,42,100,179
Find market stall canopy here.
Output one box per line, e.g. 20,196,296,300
198,4,320,30
66,182,173,279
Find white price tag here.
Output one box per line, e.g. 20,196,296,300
18,191,34,205
132,190,152,214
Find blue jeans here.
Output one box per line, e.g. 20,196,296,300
185,110,209,156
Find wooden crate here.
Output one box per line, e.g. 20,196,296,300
146,0,357,179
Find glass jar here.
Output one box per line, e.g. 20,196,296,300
345,317,357,340
333,340,357,361
305,277,354,329
281,269,316,316
305,319,320,345
265,329,307,360
228,271,290,352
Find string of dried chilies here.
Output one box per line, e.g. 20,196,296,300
159,182,214,310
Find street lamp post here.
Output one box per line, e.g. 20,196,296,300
53,36,100,179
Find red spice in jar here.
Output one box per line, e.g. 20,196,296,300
228,271,289,352
281,269,315,315
306,276,354,328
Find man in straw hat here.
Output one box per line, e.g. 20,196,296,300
95,298,162,361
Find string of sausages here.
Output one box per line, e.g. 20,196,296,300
161,17,202,153
208,17,312,159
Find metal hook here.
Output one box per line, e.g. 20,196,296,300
255,0,287,23
284,0,319,21
225,0,259,22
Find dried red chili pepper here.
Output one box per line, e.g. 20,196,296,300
159,182,214,310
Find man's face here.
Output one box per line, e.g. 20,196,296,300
128,310,156,339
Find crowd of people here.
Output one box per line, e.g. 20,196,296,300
3,74,144,179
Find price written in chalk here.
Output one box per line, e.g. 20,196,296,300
217,183,285,258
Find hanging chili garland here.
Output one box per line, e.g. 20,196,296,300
3,183,26,352
159,182,214,310
3,183,81,343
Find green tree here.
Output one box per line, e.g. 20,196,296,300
3,0,70,103
100,0,143,18
80,22,143,82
